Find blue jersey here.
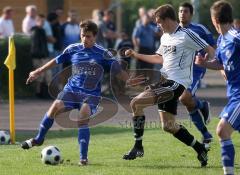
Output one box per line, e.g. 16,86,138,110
185,23,216,75
215,27,240,100
55,43,121,96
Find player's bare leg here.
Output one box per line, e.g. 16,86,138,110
180,90,213,148
159,111,209,167
78,103,91,166
123,84,173,160
217,119,235,175
21,100,65,149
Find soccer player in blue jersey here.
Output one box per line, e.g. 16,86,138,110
196,1,240,174
178,2,216,147
20,20,131,165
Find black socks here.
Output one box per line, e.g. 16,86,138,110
133,116,145,148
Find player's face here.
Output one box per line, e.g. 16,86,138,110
211,15,220,34
178,6,192,25
155,16,166,31
81,31,96,48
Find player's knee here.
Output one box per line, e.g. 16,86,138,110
216,122,231,140
216,126,225,139
80,104,91,118
49,100,64,116
162,124,175,134
130,97,140,111
78,104,90,126
179,95,188,106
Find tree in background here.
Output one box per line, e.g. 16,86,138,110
121,0,240,37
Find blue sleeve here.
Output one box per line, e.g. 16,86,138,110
103,59,122,75
206,33,216,47
215,37,223,64
132,26,140,39
55,47,70,64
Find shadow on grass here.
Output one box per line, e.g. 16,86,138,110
15,125,136,141
125,163,223,170
58,160,225,170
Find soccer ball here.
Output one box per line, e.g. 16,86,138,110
0,130,11,144
41,146,62,165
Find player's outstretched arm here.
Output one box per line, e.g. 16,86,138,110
26,59,57,84
203,45,216,61
195,53,223,70
116,70,147,87
125,49,163,64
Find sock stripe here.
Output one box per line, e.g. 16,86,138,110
190,138,196,147
221,140,233,147
135,137,142,141
223,166,234,175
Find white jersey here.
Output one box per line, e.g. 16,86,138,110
156,25,208,88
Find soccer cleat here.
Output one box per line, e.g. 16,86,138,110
200,101,211,125
197,146,209,167
202,133,213,150
123,146,144,160
21,138,44,149
202,132,213,149
78,159,88,166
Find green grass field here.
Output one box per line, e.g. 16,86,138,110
0,118,240,175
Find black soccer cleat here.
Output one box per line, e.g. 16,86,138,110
197,146,209,167
21,138,44,149
123,146,144,160
200,101,211,125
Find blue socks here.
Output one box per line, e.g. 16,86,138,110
78,125,90,160
35,113,54,144
190,99,208,136
221,139,235,175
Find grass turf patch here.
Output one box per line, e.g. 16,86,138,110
0,118,240,175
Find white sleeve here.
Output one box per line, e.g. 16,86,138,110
22,18,30,34
185,29,208,51
155,45,163,55
155,35,164,55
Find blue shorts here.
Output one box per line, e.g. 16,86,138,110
187,72,204,96
57,91,101,115
219,100,240,131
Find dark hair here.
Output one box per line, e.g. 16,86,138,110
47,12,58,22
80,20,98,36
179,2,193,15
37,14,45,18
3,6,13,13
104,9,114,16
154,4,176,21
210,0,233,24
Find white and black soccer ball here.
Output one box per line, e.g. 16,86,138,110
41,146,61,165
0,130,11,144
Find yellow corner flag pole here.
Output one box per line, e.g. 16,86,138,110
4,36,16,144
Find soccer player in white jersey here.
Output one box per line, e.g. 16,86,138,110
196,1,240,174
122,4,215,167
178,2,216,147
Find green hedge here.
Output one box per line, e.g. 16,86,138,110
0,35,34,98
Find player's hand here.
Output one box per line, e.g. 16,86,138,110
26,69,41,84
124,49,135,57
195,53,208,67
126,74,148,87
